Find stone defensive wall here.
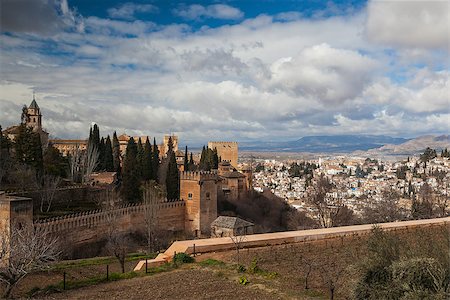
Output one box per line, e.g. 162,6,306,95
180,171,218,181
208,141,238,145
34,200,186,249
135,216,450,270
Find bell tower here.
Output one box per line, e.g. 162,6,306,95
26,93,42,132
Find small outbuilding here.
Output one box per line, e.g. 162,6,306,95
210,216,254,238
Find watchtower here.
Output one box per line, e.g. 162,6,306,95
208,142,238,168
0,192,33,234
180,171,218,237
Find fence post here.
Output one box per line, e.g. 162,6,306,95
106,265,109,281
145,259,148,274
63,272,66,290
173,251,177,267
193,244,196,257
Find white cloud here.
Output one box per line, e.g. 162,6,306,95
107,3,158,20
174,4,244,20
84,17,156,36
1,1,449,142
366,0,449,50
267,44,378,103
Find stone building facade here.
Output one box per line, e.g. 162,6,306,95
208,141,238,167
180,171,218,237
0,192,33,234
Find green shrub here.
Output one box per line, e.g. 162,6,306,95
173,252,195,264
237,265,246,273
199,259,225,267
248,258,261,274
238,275,249,285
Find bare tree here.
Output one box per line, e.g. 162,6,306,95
434,176,449,217
142,181,162,253
82,144,99,184
0,224,60,298
230,232,247,266
68,144,83,183
307,175,342,228
103,189,129,273
39,174,61,213
362,188,405,223
316,243,351,300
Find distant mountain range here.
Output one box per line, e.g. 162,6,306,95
239,135,450,154
364,135,450,155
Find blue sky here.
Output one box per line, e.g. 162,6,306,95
0,0,448,144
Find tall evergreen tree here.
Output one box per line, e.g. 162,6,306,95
112,132,121,176
104,135,114,172
152,137,159,181
92,124,100,149
189,152,194,170
212,147,219,169
199,146,207,170
165,138,179,200
99,137,105,170
143,137,153,181
14,124,44,177
136,138,144,181
184,145,189,171
121,137,141,203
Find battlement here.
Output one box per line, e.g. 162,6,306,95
208,141,238,167
34,200,186,234
208,141,238,146
180,171,218,181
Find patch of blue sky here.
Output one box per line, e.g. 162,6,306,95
72,0,368,29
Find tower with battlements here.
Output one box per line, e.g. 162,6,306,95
180,171,218,237
208,141,238,168
0,192,33,234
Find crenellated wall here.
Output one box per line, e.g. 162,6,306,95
33,200,186,247
208,141,238,167
180,171,218,237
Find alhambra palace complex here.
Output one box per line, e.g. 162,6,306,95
1,98,252,253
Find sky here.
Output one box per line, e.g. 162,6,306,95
0,0,449,144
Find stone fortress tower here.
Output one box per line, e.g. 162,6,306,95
208,141,238,167
180,171,218,237
0,192,33,234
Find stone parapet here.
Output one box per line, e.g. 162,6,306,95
180,171,217,181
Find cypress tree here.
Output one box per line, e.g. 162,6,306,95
189,152,194,170
166,140,179,200
112,131,121,176
99,137,105,170
143,137,152,181
136,138,144,181
104,135,114,172
92,124,100,149
184,145,189,171
121,137,141,203
152,137,159,181
212,147,219,169
14,124,43,175
199,146,207,170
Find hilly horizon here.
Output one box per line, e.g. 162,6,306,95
239,134,450,154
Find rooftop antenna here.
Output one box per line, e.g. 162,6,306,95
33,90,35,100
